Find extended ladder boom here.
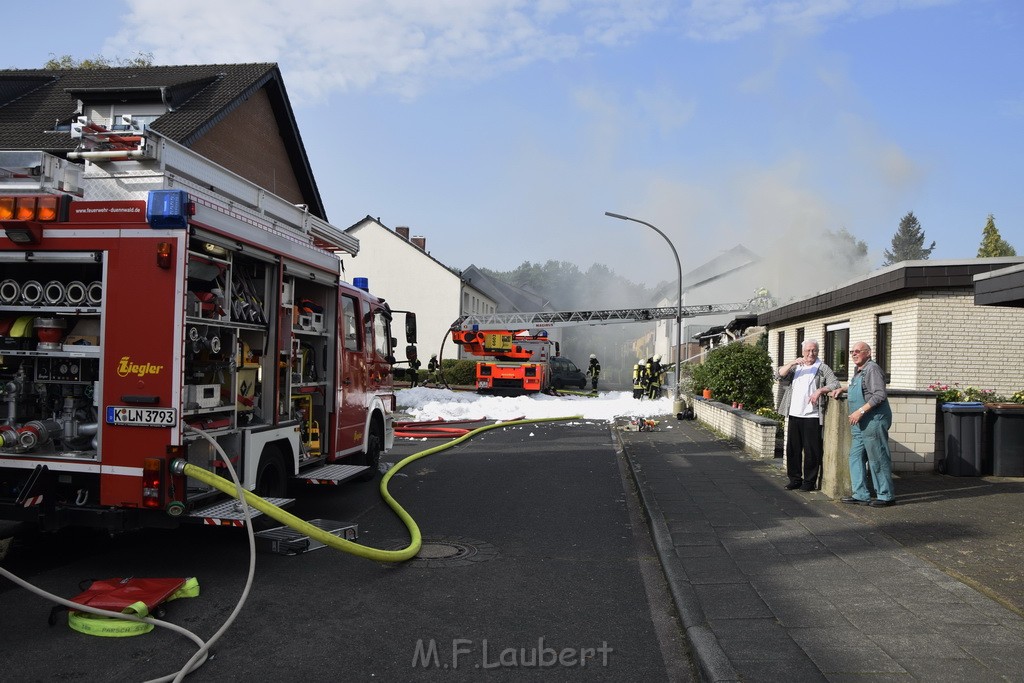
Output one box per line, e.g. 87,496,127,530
451,300,755,332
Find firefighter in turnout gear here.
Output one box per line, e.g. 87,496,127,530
646,355,664,399
633,359,647,399
586,354,601,391
425,354,439,386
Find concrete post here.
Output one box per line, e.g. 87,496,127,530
822,398,852,499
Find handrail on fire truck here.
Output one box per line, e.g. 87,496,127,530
57,118,359,256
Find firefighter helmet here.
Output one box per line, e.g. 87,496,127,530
590,354,596,359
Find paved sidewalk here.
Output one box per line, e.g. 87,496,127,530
616,417,1024,682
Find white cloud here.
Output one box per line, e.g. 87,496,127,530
107,0,594,102
106,0,945,103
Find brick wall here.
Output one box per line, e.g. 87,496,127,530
912,290,1024,394
190,88,304,205
766,289,1024,396
885,391,939,471
692,399,778,459
694,391,939,490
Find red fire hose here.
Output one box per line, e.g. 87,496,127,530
394,417,525,438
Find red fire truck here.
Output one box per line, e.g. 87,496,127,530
449,328,556,393
0,126,416,532
449,301,757,395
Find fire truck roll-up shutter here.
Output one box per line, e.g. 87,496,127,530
193,231,276,264
282,259,339,287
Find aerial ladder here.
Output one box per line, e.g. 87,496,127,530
447,299,764,393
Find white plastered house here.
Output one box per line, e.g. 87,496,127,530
342,217,495,361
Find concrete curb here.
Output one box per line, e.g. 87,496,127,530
613,425,740,682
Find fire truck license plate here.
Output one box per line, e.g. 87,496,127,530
105,406,177,427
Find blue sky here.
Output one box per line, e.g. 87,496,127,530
4,0,1022,301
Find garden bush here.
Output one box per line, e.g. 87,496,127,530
440,359,477,386
691,342,774,411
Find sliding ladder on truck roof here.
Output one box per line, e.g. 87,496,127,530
63,119,359,257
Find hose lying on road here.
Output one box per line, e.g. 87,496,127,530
395,417,501,438
0,415,582,682
174,414,582,563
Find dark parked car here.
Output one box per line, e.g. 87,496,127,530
548,356,587,390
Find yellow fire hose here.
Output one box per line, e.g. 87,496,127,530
0,415,585,682
174,414,582,562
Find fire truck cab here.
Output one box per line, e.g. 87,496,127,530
0,133,416,532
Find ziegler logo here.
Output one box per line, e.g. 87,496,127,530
117,356,165,378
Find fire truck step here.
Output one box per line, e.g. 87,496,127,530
190,497,294,525
298,464,369,485
254,518,358,555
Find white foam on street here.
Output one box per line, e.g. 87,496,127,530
395,388,675,423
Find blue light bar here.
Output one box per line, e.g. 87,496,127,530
146,190,189,229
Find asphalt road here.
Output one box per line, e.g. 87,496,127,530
0,420,694,682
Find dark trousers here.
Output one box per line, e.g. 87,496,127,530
786,416,824,487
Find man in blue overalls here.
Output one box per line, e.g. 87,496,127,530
831,341,895,507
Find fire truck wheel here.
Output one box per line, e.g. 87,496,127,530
255,452,289,498
357,432,382,482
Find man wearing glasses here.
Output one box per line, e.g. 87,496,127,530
831,342,895,507
776,340,840,491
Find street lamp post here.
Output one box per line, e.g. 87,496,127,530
604,211,683,406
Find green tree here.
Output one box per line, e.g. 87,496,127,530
44,52,154,70
976,214,1017,257
690,342,774,410
882,211,935,266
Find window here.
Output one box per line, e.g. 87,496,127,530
111,113,159,132
776,331,785,366
825,322,850,380
342,296,360,351
795,328,805,357
876,314,892,382
364,309,374,352
373,312,390,358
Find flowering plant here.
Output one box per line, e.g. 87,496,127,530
927,382,1001,403
755,407,783,422
1011,390,1024,405
927,382,964,402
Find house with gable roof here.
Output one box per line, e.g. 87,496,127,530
343,217,497,361
0,63,324,218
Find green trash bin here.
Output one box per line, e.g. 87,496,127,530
940,402,986,476
986,403,1024,477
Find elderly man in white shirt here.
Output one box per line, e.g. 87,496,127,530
776,340,841,491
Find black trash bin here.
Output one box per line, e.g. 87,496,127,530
940,402,986,476
986,403,1024,477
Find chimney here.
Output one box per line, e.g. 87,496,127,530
396,226,410,240
411,236,426,251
